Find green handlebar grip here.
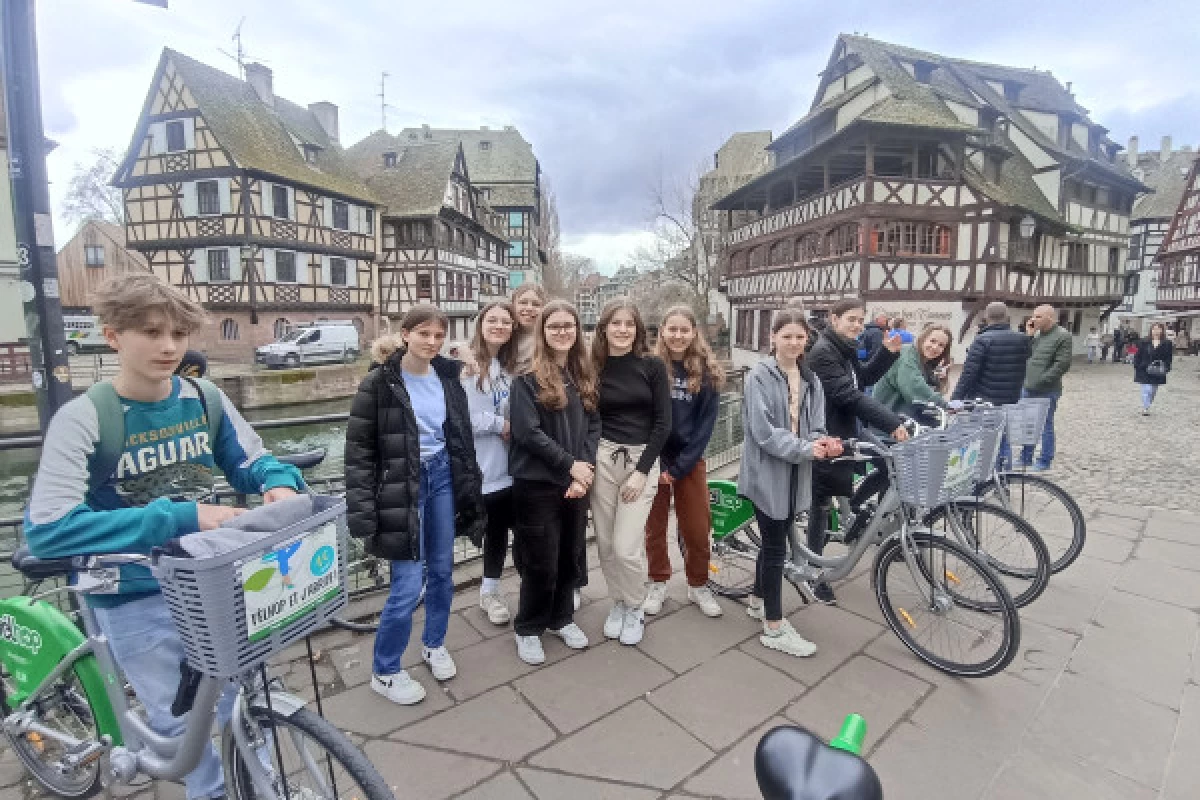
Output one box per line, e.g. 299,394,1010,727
829,713,867,755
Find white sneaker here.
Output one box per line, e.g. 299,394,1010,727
746,596,765,620
422,646,457,681
642,582,669,615
760,620,817,658
688,586,723,618
549,623,589,649
574,589,582,611
604,603,626,639
515,634,545,665
619,608,645,646
479,591,511,625
371,671,426,705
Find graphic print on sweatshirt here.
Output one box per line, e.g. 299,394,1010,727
112,409,216,505
670,372,692,403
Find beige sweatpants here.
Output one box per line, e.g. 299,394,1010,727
591,439,661,609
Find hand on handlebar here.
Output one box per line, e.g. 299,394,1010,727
891,425,910,442
813,436,844,459
264,487,298,504
197,503,247,531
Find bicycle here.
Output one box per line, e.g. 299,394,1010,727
0,495,394,800
707,430,1021,679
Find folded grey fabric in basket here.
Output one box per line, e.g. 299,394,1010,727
174,494,337,559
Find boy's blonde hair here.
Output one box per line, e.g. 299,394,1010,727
93,271,208,333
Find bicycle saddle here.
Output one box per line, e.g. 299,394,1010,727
275,448,327,470
755,725,883,800
11,546,77,579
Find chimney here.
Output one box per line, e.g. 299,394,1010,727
1127,135,1139,167
1183,145,1194,153
308,102,339,143
421,124,431,140
503,125,515,131
1161,135,1173,159
480,125,489,131
244,63,274,107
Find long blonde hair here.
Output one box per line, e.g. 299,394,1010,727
532,300,597,412
468,301,518,390
655,305,725,394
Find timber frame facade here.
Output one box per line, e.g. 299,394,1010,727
1156,156,1200,311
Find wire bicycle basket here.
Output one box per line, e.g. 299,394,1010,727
950,407,1006,475
1003,398,1051,448
890,428,986,512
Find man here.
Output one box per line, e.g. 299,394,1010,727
859,312,889,363
1112,325,1125,363
1022,304,1073,470
952,302,1030,407
890,317,915,345
807,298,906,604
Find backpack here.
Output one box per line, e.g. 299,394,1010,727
84,377,225,496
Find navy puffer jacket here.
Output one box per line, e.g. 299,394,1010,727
951,323,1031,405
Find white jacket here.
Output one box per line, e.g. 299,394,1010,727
462,358,513,495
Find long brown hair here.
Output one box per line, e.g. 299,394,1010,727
916,323,954,367
655,305,726,394
370,304,449,363
592,297,648,374
469,301,519,390
770,308,812,368
532,300,597,412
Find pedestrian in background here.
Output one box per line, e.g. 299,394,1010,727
890,317,915,344
1085,328,1101,364
1133,322,1173,416
1101,331,1113,363
1113,325,1126,363
1175,327,1191,356
1021,305,1073,471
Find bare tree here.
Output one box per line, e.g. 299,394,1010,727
60,147,125,226
539,183,597,300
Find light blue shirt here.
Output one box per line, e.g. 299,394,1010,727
402,368,447,460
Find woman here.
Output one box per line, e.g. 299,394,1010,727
739,309,842,658
1133,321,1173,416
872,324,953,425
511,284,548,374
345,305,486,705
591,298,671,646
643,306,725,619
509,300,600,664
462,301,520,625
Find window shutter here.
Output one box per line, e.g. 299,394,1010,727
287,186,296,220
217,178,232,214
229,247,243,281
261,181,274,216
264,249,277,283
321,255,331,285
191,250,206,283
345,259,358,288
323,197,333,227
183,117,196,150
147,122,165,155
181,182,198,216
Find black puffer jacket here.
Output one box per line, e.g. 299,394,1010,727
344,350,486,561
1133,338,1173,386
808,329,903,440
951,323,1031,405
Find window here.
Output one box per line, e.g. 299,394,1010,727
1130,233,1143,262
914,62,935,84
736,309,754,348
303,144,318,164
417,274,432,299
272,185,290,219
330,258,348,286
508,211,525,230
796,233,822,263
197,180,220,216
768,239,792,266
509,240,525,258
220,319,239,340
331,201,349,230
481,188,491,200
1066,242,1089,271
749,246,765,269
166,120,186,152
757,310,773,353
826,223,861,257
276,251,297,282
1108,246,1121,274
365,209,375,235
868,222,951,256
84,245,105,267
383,151,397,167
479,141,491,151
273,318,291,339
208,249,231,282
1071,311,1083,335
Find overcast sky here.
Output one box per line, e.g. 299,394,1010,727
37,0,1200,273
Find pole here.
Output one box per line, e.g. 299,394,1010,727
2,0,73,430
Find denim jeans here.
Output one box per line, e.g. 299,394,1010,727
1019,389,1060,468
1140,384,1159,409
373,448,456,676
93,593,237,800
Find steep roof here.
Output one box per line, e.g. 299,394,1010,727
396,127,538,187
344,132,459,219
714,131,774,175
1130,149,1199,221
60,219,149,268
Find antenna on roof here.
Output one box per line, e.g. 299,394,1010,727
379,72,389,132
217,17,267,79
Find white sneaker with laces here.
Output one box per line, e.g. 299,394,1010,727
479,591,511,625
549,623,589,649
371,671,426,705
515,634,545,665
422,646,457,681
619,608,645,646
642,582,669,615
746,597,765,620
604,603,626,639
688,586,723,617
760,619,817,658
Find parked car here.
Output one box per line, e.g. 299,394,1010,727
256,322,361,368
64,315,114,356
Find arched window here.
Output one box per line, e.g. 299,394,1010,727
273,318,291,339
730,250,747,274
220,318,239,341
768,239,792,266
749,246,766,269
796,233,821,264
869,221,952,256
826,223,861,257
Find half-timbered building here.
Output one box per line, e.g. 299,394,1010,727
345,132,509,342
713,35,1146,366
1155,155,1200,315
112,50,380,361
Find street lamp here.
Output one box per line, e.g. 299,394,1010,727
1019,214,1036,239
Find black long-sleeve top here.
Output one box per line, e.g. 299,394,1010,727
597,353,672,474
509,371,601,488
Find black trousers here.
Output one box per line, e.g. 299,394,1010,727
807,461,856,556
482,488,515,580
512,479,588,636
754,509,790,622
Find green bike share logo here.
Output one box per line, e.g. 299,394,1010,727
239,522,340,642
0,613,44,655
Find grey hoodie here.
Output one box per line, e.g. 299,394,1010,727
462,357,514,495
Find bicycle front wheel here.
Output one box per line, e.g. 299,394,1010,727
977,472,1086,573
873,531,1020,678
224,705,394,800
708,524,761,599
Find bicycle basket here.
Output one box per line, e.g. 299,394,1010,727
950,408,1005,474
154,495,348,678
890,428,985,510
1003,399,1050,448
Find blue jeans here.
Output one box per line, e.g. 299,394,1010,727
1140,384,1159,409
373,448,456,676
1019,389,1060,468
93,593,237,800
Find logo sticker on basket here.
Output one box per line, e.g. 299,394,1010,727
240,522,340,642
943,440,981,490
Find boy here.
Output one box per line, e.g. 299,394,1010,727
24,272,304,800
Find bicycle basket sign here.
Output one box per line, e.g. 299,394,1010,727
240,522,340,642
942,439,981,490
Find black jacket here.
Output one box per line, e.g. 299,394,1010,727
859,323,886,363
951,323,1031,405
344,352,486,561
509,371,601,487
807,329,903,440
1133,339,1173,385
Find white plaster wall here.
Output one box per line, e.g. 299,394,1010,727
1032,170,1061,210
1006,125,1057,170
944,100,977,127
836,84,890,131
1019,110,1060,142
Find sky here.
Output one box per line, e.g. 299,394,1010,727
34,0,1200,274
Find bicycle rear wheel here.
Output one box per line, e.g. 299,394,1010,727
707,524,761,599
873,531,1020,678
977,472,1086,573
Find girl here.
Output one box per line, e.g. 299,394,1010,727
1133,321,1173,415
739,309,842,658
345,305,486,705
643,306,726,619
462,301,520,625
511,284,548,374
509,300,600,664
873,324,954,425
591,298,671,646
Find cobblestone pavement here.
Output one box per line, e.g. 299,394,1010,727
4,360,1198,799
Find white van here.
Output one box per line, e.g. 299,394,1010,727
64,315,113,356
256,321,361,368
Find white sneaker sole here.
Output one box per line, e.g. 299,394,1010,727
549,629,589,650
371,679,426,706
423,657,457,681
746,605,764,620
759,634,817,658
694,601,723,618
516,646,545,666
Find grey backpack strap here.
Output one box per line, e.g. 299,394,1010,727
85,381,125,495
184,376,225,442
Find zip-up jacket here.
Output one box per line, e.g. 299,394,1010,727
509,371,601,488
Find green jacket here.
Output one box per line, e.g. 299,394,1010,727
873,345,945,413
1024,325,1073,393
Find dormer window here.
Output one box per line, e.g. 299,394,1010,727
479,141,491,151
408,133,418,141
303,144,319,164
913,61,936,84
1002,81,1022,103
383,151,397,168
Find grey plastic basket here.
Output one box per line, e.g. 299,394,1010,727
154,495,349,678
950,408,1006,476
890,427,986,510
1003,398,1051,447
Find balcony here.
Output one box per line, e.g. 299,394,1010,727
989,239,1036,267
983,266,1127,305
